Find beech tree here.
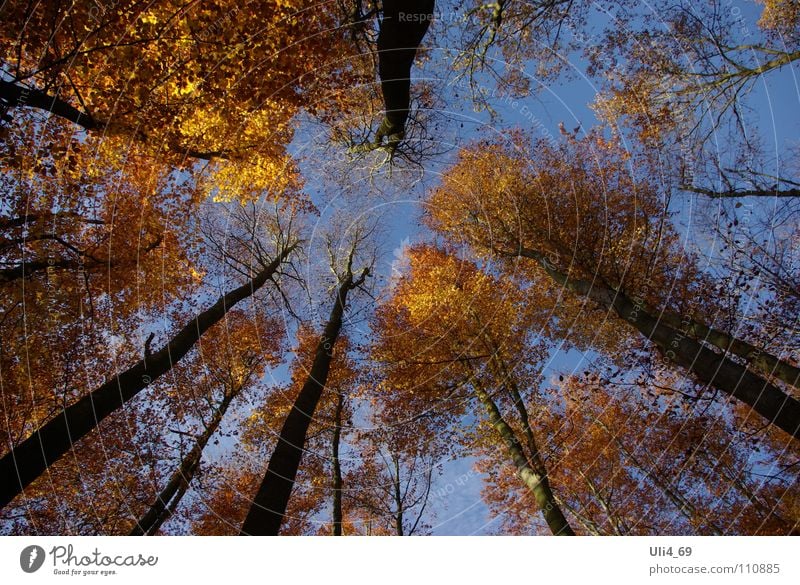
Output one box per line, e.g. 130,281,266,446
0,1,362,174
0,307,283,535
0,200,303,509
425,132,800,440
341,400,446,536
129,311,281,536
0,116,201,435
241,223,374,535
371,244,574,535
481,360,799,535
592,1,800,148
1,0,796,539
188,328,358,536
590,0,800,200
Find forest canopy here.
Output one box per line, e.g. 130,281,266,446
0,0,798,536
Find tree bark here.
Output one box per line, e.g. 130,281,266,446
240,268,368,535
375,0,435,142
472,380,575,535
0,245,295,510
474,328,575,535
509,245,800,441
331,392,344,536
393,455,404,536
130,387,240,536
657,311,800,390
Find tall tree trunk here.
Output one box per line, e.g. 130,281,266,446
240,268,368,535
468,310,574,534
130,386,241,536
503,371,573,530
393,455,404,536
375,0,435,143
486,351,545,463
508,245,800,440
331,392,344,536
471,379,575,535
476,329,574,535
0,245,295,510
657,312,800,390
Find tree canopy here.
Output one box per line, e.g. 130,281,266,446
1,0,797,537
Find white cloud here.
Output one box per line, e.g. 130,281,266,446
389,236,411,282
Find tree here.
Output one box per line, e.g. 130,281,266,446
343,407,443,535
0,306,284,535
244,327,360,536
0,1,361,169
424,132,800,439
592,1,800,143
591,0,800,197
698,196,800,388
545,370,799,535
474,347,798,535
129,311,279,535
0,203,301,509
371,244,574,535
241,224,374,535
323,2,449,172
0,114,202,433
0,114,211,528
373,0,435,151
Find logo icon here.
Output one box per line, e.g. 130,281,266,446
20,545,46,573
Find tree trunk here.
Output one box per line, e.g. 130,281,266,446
657,311,800,390
375,0,435,141
240,269,367,535
0,245,295,510
393,455,404,536
511,245,800,440
472,381,575,535
476,331,575,535
331,392,344,536
130,388,240,536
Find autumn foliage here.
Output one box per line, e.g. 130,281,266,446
0,1,797,537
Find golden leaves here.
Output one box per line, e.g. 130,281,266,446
2,0,364,208
204,153,303,204
757,0,800,35
425,130,704,308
